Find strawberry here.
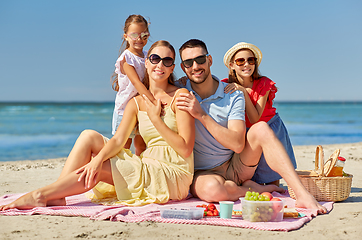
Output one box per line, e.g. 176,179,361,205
207,204,216,211
213,209,219,216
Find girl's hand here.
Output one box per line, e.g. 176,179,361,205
76,157,103,189
142,94,164,120
224,83,244,94
176,76,188,86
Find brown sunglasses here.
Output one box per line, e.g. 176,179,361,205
234,57,257,66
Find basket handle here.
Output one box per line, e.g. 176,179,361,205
314,145,325,176
324,149,340,177
315,145,341,177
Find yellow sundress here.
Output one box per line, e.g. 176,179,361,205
87,92,194,206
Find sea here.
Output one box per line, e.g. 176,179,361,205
1,101,362,162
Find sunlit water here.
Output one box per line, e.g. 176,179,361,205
1,101,361,161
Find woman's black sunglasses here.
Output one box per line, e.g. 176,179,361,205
148,54,174,67
181,54,209,68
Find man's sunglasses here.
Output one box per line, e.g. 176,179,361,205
234,57,257,66
127,32,149,41
148,54,174,67
181,54,209,68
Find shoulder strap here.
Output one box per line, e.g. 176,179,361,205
133,97,140,111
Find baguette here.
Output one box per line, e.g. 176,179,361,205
283,208,299,218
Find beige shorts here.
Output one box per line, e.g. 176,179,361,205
194,153,258,186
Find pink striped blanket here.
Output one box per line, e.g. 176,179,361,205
0,191,333,231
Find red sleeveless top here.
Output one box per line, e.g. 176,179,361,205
221,77,277,128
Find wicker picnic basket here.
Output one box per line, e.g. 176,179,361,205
288,145,353,202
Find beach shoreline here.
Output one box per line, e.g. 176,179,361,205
1,142,362,239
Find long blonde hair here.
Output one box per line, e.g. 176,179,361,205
111,15,149,92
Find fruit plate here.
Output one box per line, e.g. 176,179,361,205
240,198,284,222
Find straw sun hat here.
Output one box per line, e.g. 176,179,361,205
223,42,262,68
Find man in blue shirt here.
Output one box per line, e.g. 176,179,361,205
175,39,326,214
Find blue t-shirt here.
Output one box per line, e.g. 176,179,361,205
180,77,245,170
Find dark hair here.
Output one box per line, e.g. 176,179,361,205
143,40,176,89
228,49,263,83
111,14,149,92
179,39,208,60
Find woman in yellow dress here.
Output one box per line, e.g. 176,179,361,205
0,40,195,210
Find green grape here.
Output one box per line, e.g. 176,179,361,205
245,191,252,198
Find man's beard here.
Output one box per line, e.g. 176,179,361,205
188,68,210,85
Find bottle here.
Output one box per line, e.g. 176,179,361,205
327,156,346,177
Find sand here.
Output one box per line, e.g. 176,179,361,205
1,142,361,240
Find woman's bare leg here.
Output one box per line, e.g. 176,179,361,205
48,130,107,206
0,130,109,210
0,159,113,211
58,130,106,179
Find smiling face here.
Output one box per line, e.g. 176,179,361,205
230,49,256,81
180,46,212,85
145,46,175,83
124,22,149,54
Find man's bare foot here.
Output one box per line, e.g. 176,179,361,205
295,193,327,214
242,180,285,194
265,180,280,187
0,191,47,211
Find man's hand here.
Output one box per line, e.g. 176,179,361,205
175,91,205,120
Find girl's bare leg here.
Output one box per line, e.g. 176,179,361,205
0,159,113,211
134,135,146,156
123,138,132,150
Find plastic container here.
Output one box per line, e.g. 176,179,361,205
159,206,204,220
241,198,284,222
327,156,346,177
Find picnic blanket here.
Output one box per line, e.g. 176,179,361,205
0,191,333,232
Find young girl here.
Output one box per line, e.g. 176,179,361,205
222,42,297,186
111,14,155,155
0,40,195,210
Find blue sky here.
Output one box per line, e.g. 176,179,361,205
1,0,361,102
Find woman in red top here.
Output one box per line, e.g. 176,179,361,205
222,42,296,186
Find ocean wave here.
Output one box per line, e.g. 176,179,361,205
0,134,78,148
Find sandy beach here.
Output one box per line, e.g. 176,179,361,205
1,142,361,240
